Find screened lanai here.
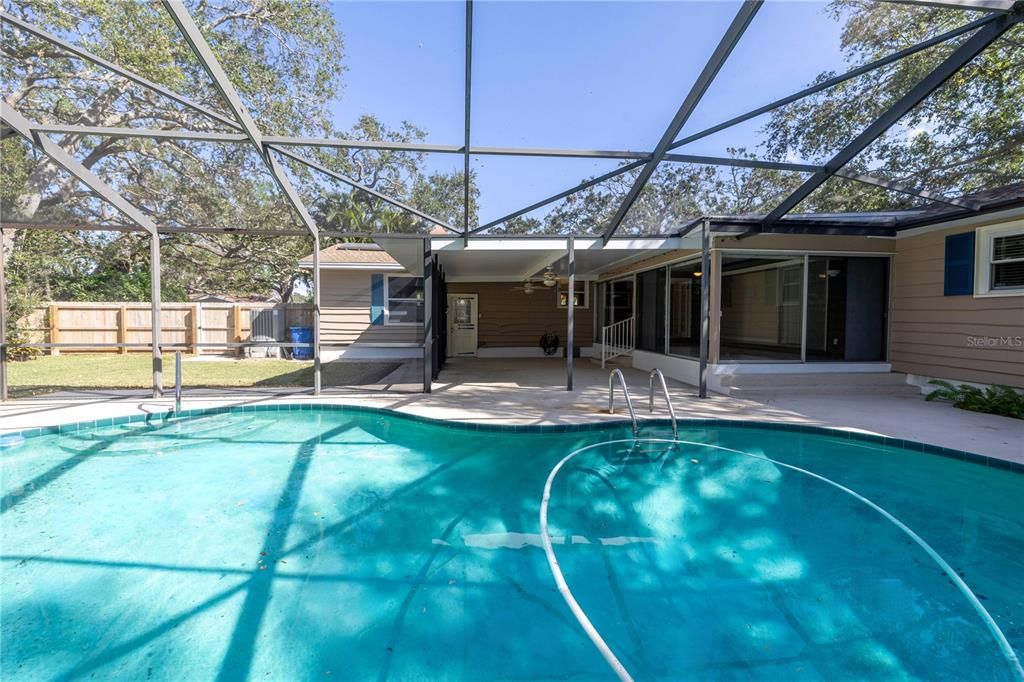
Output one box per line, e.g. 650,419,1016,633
2,0,1023,401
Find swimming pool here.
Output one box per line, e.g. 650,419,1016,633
2,406,1022,680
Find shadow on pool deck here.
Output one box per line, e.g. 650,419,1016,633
2,358,1021,463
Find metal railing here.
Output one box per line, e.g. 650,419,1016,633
648,368,678,438
174,351,182,413
607,368,638,437
600,316,634,368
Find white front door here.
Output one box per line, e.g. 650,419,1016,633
448,294,478,357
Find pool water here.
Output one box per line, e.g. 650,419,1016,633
1,409,1021,680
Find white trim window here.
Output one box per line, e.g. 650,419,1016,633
977,223,1024,296
557,280,589,308
384,275,424,325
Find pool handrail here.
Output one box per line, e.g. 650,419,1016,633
648,369,678,438
607,369,638,437
174,351,182,413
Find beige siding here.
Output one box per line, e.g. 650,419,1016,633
447,282,594,348
890,223,1024,388
320,269,421,346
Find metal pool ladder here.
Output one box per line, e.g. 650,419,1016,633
174,351,182,413
648,369,678,438
607,369,638,437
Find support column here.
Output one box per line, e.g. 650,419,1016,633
801,254,809,363
0,229,8,402
566,235,575,391
312,233,321,396
423,237,433,394
151,234,162,398
699,219,710,399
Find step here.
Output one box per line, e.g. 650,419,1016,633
589,353,632,367
716,372,918,397
716,372,908,388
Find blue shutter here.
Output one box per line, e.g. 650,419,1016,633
943,232,976,296
370,274,385,325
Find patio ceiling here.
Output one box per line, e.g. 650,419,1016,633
377,236,695,281
2,1,1022,242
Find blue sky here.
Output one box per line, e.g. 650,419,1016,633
326,1,851,224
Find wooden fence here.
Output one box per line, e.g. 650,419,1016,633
19,302,313,355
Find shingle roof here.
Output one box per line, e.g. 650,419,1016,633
298,244,399,267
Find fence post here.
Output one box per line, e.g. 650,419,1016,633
48,304,60,356
232,303,242,357
118,304,128,354
190,302,200,355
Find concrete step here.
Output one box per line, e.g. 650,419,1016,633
589,353,632,367
716,372,918,397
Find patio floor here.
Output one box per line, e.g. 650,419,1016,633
2,357,1020,463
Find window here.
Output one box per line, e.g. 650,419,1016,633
557,280,589,308
977,223,1024,296
385,275,424,325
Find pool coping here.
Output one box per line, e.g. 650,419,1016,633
1,402,1020,474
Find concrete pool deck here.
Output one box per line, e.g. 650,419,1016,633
2,358,1021,464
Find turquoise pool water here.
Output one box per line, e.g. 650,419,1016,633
1,409,1021,680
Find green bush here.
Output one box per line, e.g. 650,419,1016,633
925,380,1024,419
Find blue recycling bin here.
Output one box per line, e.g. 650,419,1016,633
288,326,313,360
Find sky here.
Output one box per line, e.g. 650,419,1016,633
323,1,853,225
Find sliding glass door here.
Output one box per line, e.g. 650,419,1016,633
806,256,888,361
635,268,666,352
719,254,888,363
719,256,805,361
668,261,702,357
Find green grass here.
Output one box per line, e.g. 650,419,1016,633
6,354,401,397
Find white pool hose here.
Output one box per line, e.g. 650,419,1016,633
539,437,1024,682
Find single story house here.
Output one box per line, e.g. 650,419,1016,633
300,198,1024,392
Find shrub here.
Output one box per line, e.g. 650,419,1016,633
5,330,41,361
925,380,1024,419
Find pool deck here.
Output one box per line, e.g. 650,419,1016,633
2,358,1021,464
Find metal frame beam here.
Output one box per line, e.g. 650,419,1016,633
762,11,1020,229
0,228,7,402
601,1,763,244
468,161,646,235
1,104,156,235
28,124,823,171
160,0,319,241
698,218,710,399
273,147,460,234
873,0,1016,13
0,11,242,132
566,235,574,391
668,14,997,152
835,170,981,209
463,0,473,236
423,238,433,393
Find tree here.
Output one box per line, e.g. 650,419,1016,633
762,0,1024,209
1,1,474,315
485,2,1023,233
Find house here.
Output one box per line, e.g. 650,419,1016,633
301,196,1024,392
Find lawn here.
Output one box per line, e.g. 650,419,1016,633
6,354,402,397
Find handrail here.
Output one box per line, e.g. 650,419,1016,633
601,316,634,368
174,351,182,413
648,369,678,438
607,369,638,436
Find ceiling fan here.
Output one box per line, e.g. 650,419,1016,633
509,279,549,295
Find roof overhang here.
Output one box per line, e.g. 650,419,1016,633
374,235,699,281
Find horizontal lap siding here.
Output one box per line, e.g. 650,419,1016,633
890,224,1024,388
320,270,420,345
447,282,594,348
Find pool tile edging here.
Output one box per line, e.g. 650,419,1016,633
1,402,1020,473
